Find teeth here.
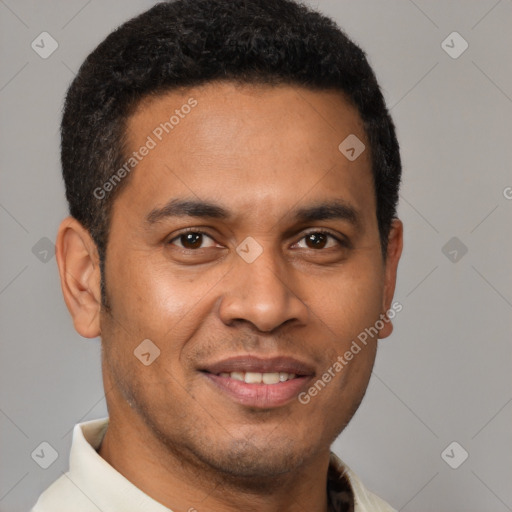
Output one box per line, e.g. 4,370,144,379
217,371,297,384
244,372,262,384
262,372,280,384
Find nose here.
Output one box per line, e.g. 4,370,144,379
217,244,309,332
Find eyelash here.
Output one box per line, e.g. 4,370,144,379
167,228,348,250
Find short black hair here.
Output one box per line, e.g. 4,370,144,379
61,0,401,285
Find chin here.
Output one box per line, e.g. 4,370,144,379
193,436,310,484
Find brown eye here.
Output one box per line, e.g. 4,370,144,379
304,232,328,249
169,231,217,250
180,233,203,249
297,231,343,250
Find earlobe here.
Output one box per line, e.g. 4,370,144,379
378,218,404,340
55,217,102,338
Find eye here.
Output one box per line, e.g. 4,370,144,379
167,229,348,253
168,230,218,250
295,230,346,250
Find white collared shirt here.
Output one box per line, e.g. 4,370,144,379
31,418,396,512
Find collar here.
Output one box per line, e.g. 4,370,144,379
63,417,395,512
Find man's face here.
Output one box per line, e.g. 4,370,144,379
99,82,400,478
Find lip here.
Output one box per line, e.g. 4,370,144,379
199,355,316,376
199,355,315,408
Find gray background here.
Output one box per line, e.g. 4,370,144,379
1,0,511,511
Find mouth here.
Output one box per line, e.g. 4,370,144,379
199,355,315,408
210,370,298,384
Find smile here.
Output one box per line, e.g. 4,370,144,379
199,355,315,408
216,371,297,384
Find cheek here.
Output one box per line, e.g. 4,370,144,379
102,249,231,374
104,248,203,330
306,259,385,347
292,256,383,411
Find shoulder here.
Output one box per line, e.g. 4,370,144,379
30,471,100,512
30,418,110,512
329,452,397,512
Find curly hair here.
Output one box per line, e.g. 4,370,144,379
61,0,401,276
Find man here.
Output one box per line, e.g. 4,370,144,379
32,0,403,510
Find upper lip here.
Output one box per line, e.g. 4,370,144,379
200,355,315,376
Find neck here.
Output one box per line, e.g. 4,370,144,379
98,409,332,512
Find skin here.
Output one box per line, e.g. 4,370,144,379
56,81,403,512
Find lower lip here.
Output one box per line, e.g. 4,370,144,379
202,372,311,408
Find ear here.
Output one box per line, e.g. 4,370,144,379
377,218,403,339
55,217,102,338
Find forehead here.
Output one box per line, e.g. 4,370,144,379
115,81,375,227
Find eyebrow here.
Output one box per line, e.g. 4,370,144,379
146,199,230,224
294,201,360,227
145,198,361,228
